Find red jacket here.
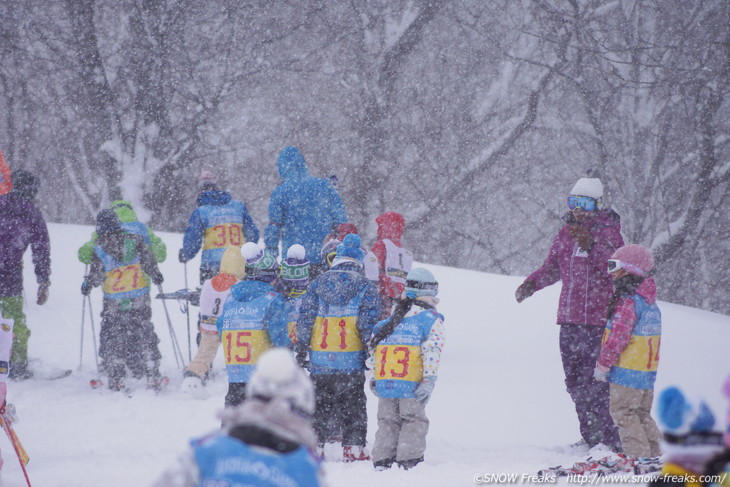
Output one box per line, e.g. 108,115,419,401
0,151,11,195
371,212,407,299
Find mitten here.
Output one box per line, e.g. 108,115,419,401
178,248,188,263
515,280,536,303
37,281,50,305
415,375,437,404
568,224,594,252
594,362,610,382
81,280,92,296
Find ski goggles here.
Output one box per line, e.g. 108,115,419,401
567,195,597,212
607,259,647,277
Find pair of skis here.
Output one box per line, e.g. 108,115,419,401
0,405,31,487
537,454,660,479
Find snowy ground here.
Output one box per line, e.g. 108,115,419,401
3,222,728,486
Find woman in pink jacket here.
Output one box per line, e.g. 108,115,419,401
515,178,623,452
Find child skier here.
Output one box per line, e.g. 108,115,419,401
78,200,167,265
649,385,726,485
296,233,381,461
217,242,289,407
594,244,662,472
180,246,245,395
369,267,445,470
179,172,259,284
81,209,165,391
152,348,324,487
370,212,413,319
275,244,311,344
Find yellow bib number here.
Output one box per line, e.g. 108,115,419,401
375,345,423,382
311,316,363,352
618,336,660,372
103,264,148,294
222,329,270,365
203,223,244,250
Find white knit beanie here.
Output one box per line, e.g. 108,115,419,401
570,178,604,199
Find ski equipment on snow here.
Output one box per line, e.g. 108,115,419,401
0,404,32,486
537,454,660,479
156,284,186,369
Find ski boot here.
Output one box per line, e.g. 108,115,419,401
398,456,424,470
343,445,370,462
373,457,395,471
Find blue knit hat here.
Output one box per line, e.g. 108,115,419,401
658,386,716,434
336,234,365,262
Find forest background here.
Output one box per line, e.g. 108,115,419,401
1,1,728,314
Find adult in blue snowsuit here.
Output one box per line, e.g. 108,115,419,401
295,234,381,460
180,183,259,284
265,146,348,276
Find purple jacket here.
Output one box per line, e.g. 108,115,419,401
0,193,51,297
527,209,623,327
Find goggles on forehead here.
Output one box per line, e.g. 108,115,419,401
567,195,597,212
607,259,646,277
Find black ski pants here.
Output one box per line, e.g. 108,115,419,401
311,371,367,447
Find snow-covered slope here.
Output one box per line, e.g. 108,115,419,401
3,223,728,486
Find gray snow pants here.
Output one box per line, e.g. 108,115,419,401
609,383,662,458
372,397,429,463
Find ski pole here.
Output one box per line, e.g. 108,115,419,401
78,293,86,371
157,284,185,369
87,295,100,373
79,265,88,371
184,262,192,361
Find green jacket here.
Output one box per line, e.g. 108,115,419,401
78,201,167,264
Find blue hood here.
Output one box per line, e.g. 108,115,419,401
230,280,276,303
197,190,232,207
277,146,310,180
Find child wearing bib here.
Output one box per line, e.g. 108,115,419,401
82,209,164,391
595,244,662,469
369,267,445,471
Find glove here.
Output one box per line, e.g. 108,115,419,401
295,349,309,369
515,281,536,303
151,272,164,286
81,280,92,296
37,281,50,305
594,363,610,382
178,249,188,263
369,378,377,396
414,375,437,404
568,224,595,252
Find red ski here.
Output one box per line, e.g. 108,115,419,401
0,405,32,487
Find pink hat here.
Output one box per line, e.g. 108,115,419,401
610,244,654,277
